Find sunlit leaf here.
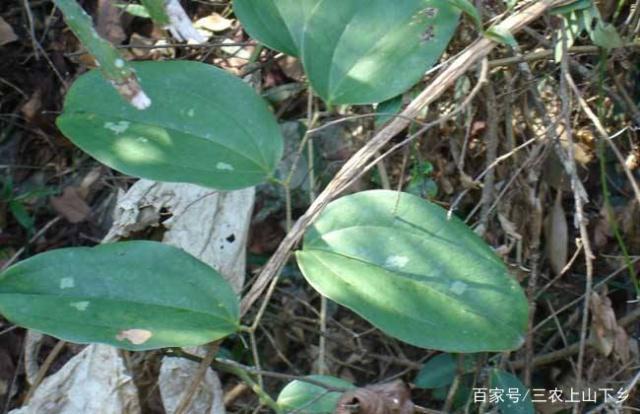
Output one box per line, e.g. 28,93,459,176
296,190,528,352
0,241,240,351
57,61,283,190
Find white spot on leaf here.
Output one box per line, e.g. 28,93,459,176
60,277,75,289
137,136,149,144
216,162,234,171
104,121,130,135
187,108,195,117
450,281,468,295
116,328,153,345
384,255,409,269
114,58,125,68
70,301,89,311
131,91,151,110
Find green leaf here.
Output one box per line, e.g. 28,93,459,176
550,0,592,15
9,201,34,232
590,21,623,49
296,190,528,352
277,375,353,414
375,95,404,128
57,61,283,191
0,241,240,351
490,370,534,414
232,0,317,57
114,3,151,19
414,353,476,389
485,25,517,47
448,0,483,31
302,0,460,104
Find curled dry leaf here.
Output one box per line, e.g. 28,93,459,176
0,17,17,46
589,290,629,361
194,13,233,36
545,191,568,276
336,380,414,414
50,187,91,223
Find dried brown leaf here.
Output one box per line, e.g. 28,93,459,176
50,187,91,224
0,17,17,46
545,192,568,276
335,380,414,414
589,291,624,358
194,13,233,34
96,0,126,44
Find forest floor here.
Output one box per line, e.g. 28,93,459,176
1,0,639,413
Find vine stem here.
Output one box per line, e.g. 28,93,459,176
53,0,150,109
240,0,568,317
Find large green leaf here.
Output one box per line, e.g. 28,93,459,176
277,375,353,413
296,190,528,352
301,0,459,104
0,241,239,351
57,61,283,190
233,0,460,104
232,0,316,57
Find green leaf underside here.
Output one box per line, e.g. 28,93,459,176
414,353,476,389
0,241,239,351
296,190,528,352
57,61,283,190
277,375,354,413
234,0,460,104
490,370,535,414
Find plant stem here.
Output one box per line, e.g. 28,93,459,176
52,0,150,109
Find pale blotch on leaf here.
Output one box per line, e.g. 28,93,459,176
104,121,131,135
450,281,468,295
131,91,152,110
116,328,153,345
216,162,234,171
384,255,409,269
187,108,195,117
70,301,90,311
59,277,75,289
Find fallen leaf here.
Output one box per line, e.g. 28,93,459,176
194,13,233,34
96,0,126,44
21,90,42,122
0,17,17,46
278,56,305,81
545,191,568,276
336,380,414,414
589,290,629,360
51,187,91,223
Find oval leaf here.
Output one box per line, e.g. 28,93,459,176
233,0,316,57
277,375,353,414
0,241,240,351
57,61,283,190
296,190,528,352
302,0,460,104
